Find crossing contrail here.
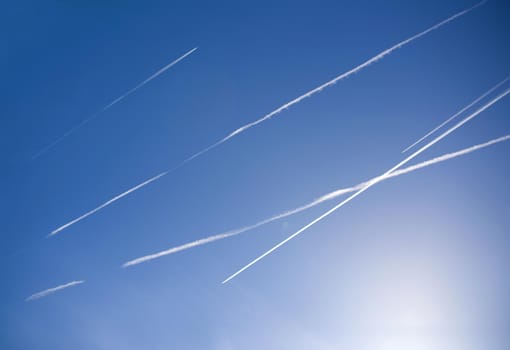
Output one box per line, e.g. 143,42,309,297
222,87,510,284
25,280,85,301
402,75,510,153
32,47,198,159
121,133,510,268
48,2,484,237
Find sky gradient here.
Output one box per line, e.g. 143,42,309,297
2,0,510,349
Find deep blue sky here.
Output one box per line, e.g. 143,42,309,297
2,0,510,349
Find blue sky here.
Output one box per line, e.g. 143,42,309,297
2,0,510,349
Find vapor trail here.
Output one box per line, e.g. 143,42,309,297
208,1,485,147
48,2,484,236
122,133,510,268
402,75,510,153
33,47,198,159
222,88,510,284
25,280,85,301
49,172,167,237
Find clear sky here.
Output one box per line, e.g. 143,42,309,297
2,0,510,349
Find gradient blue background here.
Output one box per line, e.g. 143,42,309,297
2,0,510,349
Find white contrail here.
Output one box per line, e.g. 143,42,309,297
222,88,510,284
402,75,510,153
122,133,510,268
32,47,198,159
25,280,85,301
48,2,484,236
210,1,485,145
49,172,167,237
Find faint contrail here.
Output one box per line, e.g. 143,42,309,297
122,133,510,268
48,2,484,236
402,75,510,153
32,47,198,159
49,172,167,237
25,280,85,301
222,87,510,283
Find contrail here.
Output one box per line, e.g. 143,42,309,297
49,172,167,237
402,75,510,153
32,47,198,159
122,133,510,268
222,87,510,284
208,1,485,147
25,280,85,301
48,2,484,236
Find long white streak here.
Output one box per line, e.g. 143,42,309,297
33,47,198,159
222,88,510,284
25,280,85,301
49,172,167,237
212,1,485,145
122,133,510,268
47,2,484,235
402,75,510,153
